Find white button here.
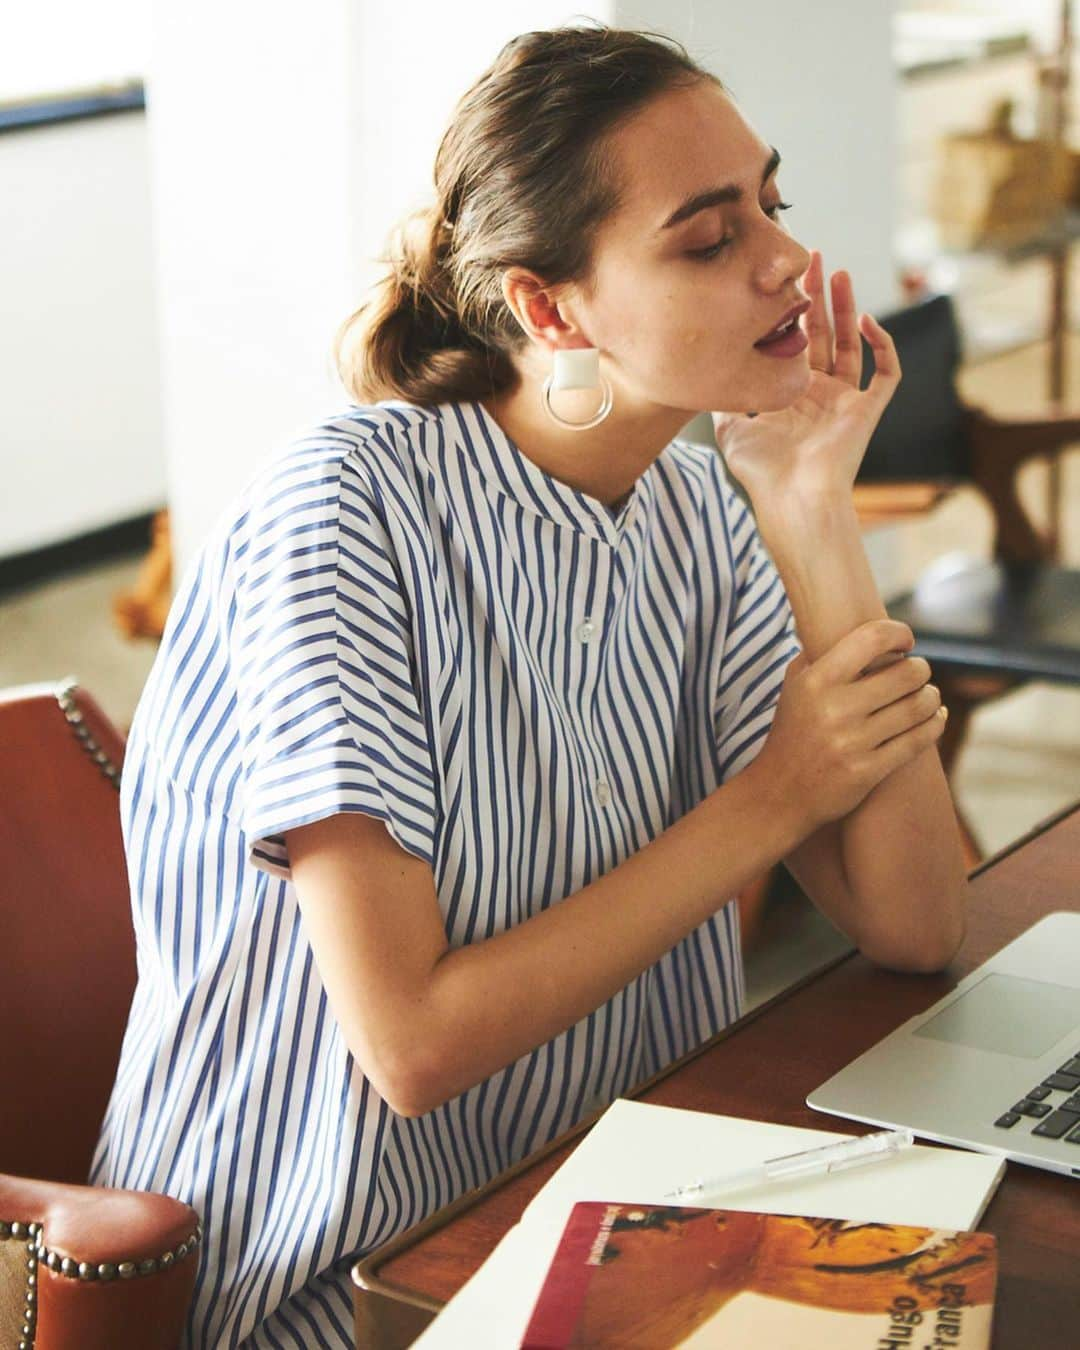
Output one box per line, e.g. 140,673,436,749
595,779,611,806
576,618,596,643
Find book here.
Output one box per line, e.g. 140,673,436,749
521,1200,998,1349
518,1101,1007,1234
412,1102,1006,1348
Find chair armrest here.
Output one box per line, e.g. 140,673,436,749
969,405,1080,457
965,406,1080,562
853,480,959,528
0,1173,200,1350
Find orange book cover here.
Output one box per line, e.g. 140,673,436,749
521,1201,997,1348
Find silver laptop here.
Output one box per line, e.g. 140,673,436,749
808,912,1080,1178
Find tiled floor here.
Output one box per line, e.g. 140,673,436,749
0,557,160,728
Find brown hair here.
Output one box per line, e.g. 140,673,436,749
334,22,720,407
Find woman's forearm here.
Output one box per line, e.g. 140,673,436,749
754,488,968,966
413,754,807,1115
754,489,887,656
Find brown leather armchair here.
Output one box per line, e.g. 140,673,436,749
0,680,200,1349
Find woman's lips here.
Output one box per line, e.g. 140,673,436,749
753,325,809,358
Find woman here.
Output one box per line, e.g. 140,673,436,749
92,23,968,1347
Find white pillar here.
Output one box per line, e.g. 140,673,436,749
617,0,897,312
150,1,897,574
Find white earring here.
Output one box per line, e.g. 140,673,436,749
541,347,614,431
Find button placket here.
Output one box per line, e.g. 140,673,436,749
574,611,613,809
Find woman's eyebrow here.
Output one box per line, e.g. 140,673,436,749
657,146,782,231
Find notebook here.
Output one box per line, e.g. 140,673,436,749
411,1098,1005,1348
808,912,1080,1177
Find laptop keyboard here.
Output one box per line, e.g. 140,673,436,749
995,1052,1080,1141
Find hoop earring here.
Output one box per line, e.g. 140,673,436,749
541,347,614,431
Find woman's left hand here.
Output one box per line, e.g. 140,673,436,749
711,251,902,503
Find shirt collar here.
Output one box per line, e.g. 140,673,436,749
440,398,648,545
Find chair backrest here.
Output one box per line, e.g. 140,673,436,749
0,681,136,1184
858,291,972,482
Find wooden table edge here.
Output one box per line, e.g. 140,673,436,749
352,797,1080,1326
350,941,856,1311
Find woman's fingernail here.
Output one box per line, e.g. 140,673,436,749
938,705,949,722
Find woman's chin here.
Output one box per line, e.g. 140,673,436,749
705,359,812,417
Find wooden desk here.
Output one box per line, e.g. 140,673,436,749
353,801,1080,1348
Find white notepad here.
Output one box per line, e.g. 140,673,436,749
412,1098,1006,1349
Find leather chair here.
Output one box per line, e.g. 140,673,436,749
0,680,200,1349
857,290,1080,862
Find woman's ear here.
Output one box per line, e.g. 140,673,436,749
500,268,582,350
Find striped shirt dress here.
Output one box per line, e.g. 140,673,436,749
90,397,800,1346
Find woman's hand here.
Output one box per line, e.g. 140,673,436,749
754,618,947,831
711,251,901,502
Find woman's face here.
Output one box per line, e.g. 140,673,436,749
579,79,814,418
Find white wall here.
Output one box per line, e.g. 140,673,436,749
345,2,587,302
144,3,353,579
149,1,601,577
0,113,166,557
617,0,898,316
0,0,148,102
150,0,899,575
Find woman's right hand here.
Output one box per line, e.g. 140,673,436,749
756,618,947,831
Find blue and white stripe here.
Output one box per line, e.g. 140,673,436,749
91,397,799,1346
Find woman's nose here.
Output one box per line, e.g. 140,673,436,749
758,233,812,293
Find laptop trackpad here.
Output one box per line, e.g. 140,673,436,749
913,973,1080,1059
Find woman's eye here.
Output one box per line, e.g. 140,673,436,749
687,236,734,261
686,201,793,261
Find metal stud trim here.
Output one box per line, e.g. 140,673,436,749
53,677,123,789
2,1217,202,1298
0,1220,40,1348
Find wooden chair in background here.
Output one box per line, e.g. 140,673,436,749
740,290,1080,950
860,290,1080,863
112,507,172,642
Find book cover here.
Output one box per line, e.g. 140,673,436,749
521,1201,997,1348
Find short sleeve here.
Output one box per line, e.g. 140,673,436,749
231,449,439,880
713,480,801,784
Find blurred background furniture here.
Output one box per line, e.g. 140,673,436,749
0,680,199,1348
898,0,1076,555
858,289,1080,864
112,508,172,641
740,285,1080,952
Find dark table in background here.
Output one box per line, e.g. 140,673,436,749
353,801,1080,1348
